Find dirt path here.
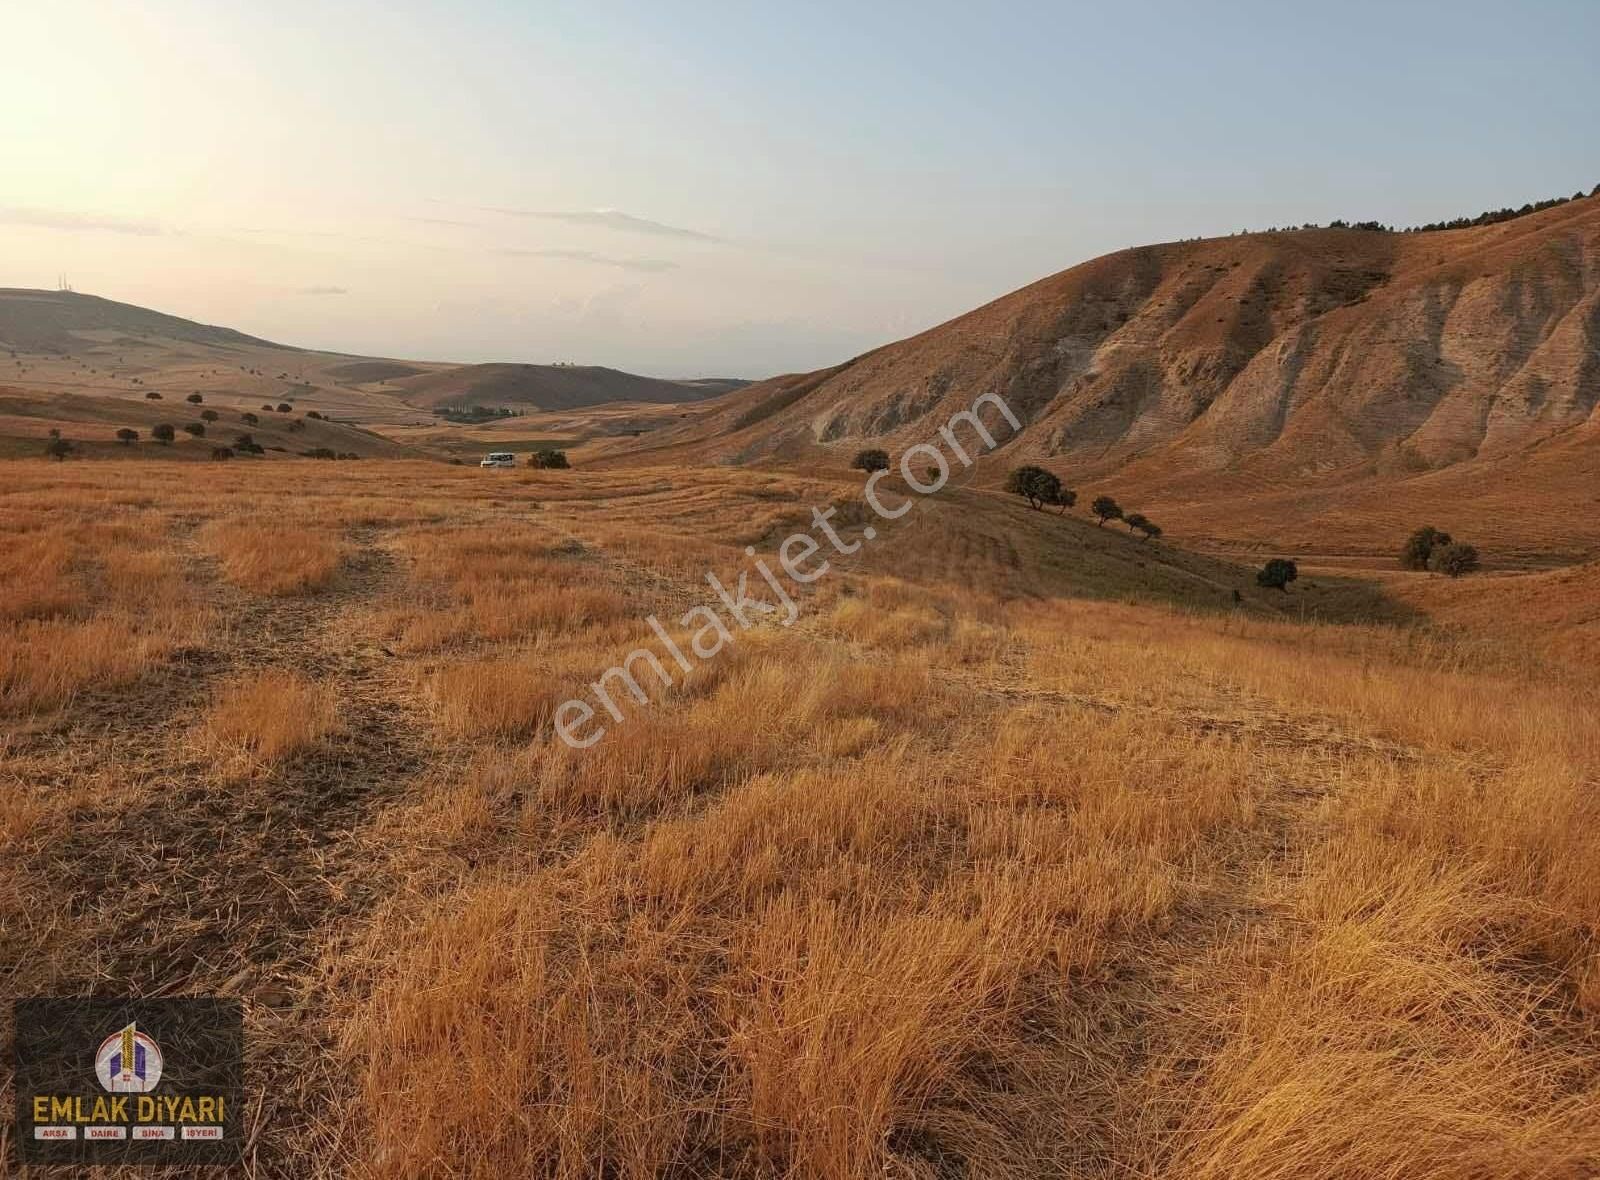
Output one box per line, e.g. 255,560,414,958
0,524,432,1175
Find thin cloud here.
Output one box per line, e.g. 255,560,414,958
0,205,166,236
497,247,678,273
296,285,349,296
484,207,721,242
405,215,479,228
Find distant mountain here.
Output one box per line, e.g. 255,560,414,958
395,363,749,411
0,289,294,355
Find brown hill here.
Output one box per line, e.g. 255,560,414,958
616,195,1600,556
396,363,748,411
0,288,294,355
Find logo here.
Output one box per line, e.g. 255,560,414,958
93,1022,163,1093
13,997,243,1165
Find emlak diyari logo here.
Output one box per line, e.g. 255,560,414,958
13,997,242,1165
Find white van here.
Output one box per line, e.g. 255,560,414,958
480,452,516,469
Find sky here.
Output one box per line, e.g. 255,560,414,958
2,0,1595,378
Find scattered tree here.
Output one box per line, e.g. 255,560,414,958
276,402,293,413
1430,542,1480,578
288,418,306,432
116,428,139,446
183,422,206,437
306,410,324,420
261,404,275,412
234,432,256,447
211,446,234,461
1091,495,1123,527
532,448,570,470
241,412,259,425
44,436,74,461
186,392,203,404
144,390,162,400
1126,512,1161,540
1399,525,1452,570
851,448,890,474
1256,558,1299,591
1005,465,1061,510
1050,487,1077,514
151,423,176,445
200,409,219,422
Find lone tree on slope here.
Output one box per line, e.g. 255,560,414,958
1005,465,1062,510
1091,495,1123,527
116,428,139,446
1126,513,1161,540
1430,542,1480,578
1256,558,1299,591
851,448,890,474
1400,526,1452,570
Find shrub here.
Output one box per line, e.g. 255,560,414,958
533,449,570,470
1256,558,1298,591
116,428,139,446
303,448,338,460
186,392,203,404
261,404,275,412
144,390,162,400
44,437,74,461
1005,465,1061,511
1126,513,1161,540
1430,542,1480,578
306,410,324,420
241,412,258,425
1091,495,1123,527
151,423,176,445
276,402,293,413
211,446,234,461
183,423,206,437
1399,526,1451,571
851,448,890,474
200,409,219,422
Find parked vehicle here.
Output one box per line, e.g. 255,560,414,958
480,452,516,468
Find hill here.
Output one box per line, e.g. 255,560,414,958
612,194,1600,556
395,362,749,411
0,288,293,354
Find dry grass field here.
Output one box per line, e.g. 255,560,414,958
2,457,1597,1177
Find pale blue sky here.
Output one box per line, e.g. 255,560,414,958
2,0,1594,376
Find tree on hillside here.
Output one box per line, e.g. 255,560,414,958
1256,558,1298,591
1051,487,1077,514
1126,513,1161,540
241,412,259,425
116,428,139,446
276,402,293,413
1399,526,1452,570
200,409,219,422
1091,495,1123,527
144,390,162,400
1005,465,1061,510
1430,542,1480,578
44,436,74,461
151,423,176,445
183,423,206,437
533,449,570,470
211,446,233,461
851,448,890,474
186,392,203,404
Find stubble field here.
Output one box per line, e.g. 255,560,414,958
2,457,1597,1177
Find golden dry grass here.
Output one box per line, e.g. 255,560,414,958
1,456,1596,1178
197,669,341,773
200,519,343,596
